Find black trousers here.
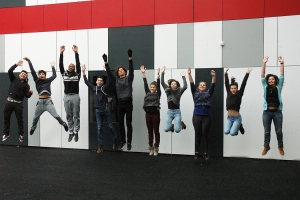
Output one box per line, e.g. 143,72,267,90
117,100,133,144
3,101,24,135
193,115,211,154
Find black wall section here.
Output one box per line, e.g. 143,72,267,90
108,26,154,70
0,0,25,8
0,73,28,146
195,68,223,157
87,71,119,151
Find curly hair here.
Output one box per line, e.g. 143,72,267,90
168,79,180,88
265,74,278,86
115,65,127,77
229,77,238,89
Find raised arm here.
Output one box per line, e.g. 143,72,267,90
8,61,22,82
261,56,269,78
23,57,38,81
82,64,94,91
180,71,187,94
224,68,230,93
59,45,65,74
209,70,216,96
73,45,81,79
278,56,284,76
187,67,194,83
103,53,116,83
140,65,150,94
128,49,134,82
156,68,161,98
47,61,57,82
239,68,252,96
160,66,168,89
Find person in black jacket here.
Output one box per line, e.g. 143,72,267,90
2,60,33,142
23,57,68,136
140,65,161,156
224,68,252,136
82,60,117,153
59,45,81,142
105,50,134,151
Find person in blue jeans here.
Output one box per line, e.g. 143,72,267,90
224,67,252,136
82,60,117,153
261,56,285,156
161,66,187,133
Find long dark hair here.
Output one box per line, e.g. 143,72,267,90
265,74,279,86
167,79,180,88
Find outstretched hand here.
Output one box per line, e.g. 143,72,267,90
50,61,55,67
72,45,78,52
157,68,160,76
161,66,166,73
211,70,216,76
23,57,30,62
225,68,229,73
247,67,253,73
82,64,86,72
60,45,65,53
278,56,284,63
16,60,23,66
263,56,269,63
102,54,108,62
180,71,186,77
140,65,146,73
187,67,191,74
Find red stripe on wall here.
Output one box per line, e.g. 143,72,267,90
155,0,194,24
223,0,265,20
0,0,300,34
194,0,222,22
123,0,155,26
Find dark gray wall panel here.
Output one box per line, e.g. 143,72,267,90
0,73,28,146
223,19,264,68
178,23,194,69
195,68,223,157
0,0,25,8
0,35,4,72
108,26,154,70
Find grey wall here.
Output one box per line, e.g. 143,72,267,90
178,23,194,69
0,0,25,8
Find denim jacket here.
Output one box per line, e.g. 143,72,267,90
262,75,284,110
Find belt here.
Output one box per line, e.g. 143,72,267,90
7,97,22,103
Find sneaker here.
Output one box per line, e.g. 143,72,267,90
113,139,117,150
118,142,125,150
68,133,74,142
2,134,9,141
19,135,24,142
239,124,245,134
30,129,35,135
63,123,68,132
127,143,132,151
170,124,174,133
154,147,159,156
97,144,103,153
262,145,270,155
204,153,209,160
74,134,79,142
278,146,284,156
149,146,154,156
181,121,186,129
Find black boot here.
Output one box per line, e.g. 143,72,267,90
239,124,245,134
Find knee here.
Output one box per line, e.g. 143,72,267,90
230,132,238,136
174,128,181,133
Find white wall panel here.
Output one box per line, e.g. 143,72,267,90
159,69,173,154
194,21,222,68
264,17,278,66
278,15,300,66
26,0,38,6
169,69,194,155
223,67,300,160
88,28,108,71
37,0,56,5
56,0,78,3
39,74,63,147
154,24,177,69
5,34,22,72
22,32,57,72
27,74,40,147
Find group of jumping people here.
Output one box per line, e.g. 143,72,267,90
2,46,285,158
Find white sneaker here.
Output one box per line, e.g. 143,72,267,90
149,147,154,156
154,147,159,156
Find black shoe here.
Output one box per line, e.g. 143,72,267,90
63,123,68,132
181,121,186,129
30,129,35,135
74,134,78,142
127,143,132,151
118,142,125,150
204,153,209,161
239,124,245,134
170,124,174,133
68,134,74,142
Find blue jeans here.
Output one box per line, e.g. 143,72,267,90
224,115,242,136
95,108,117,145
262,110,283,146
164,109,181,133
